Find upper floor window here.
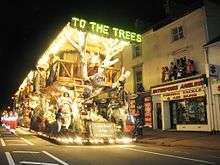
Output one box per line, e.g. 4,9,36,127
132,43,142,58
133,64,143,92
171,26,184,42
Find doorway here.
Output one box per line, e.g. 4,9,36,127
156,103,162,129
169,102,177,129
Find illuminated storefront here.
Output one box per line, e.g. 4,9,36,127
151,75,210,131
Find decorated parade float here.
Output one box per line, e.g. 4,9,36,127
14,17,142,144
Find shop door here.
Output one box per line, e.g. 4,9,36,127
156,103,162,129
170,102,177,129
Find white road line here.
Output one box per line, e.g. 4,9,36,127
8,144,28,146
65,144,136,148
209,155,220,159
122,147,216,165
0,138,6,146
20,137,34,145
19,161,58,165
13,151,40,154
42,151,69,165
5,152,16,165
6,139,21,141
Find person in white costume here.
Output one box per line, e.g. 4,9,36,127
57,92,72,130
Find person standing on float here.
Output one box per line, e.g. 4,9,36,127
57,92,72,130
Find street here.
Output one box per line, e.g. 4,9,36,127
0,128,220,165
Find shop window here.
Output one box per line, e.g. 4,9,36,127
170,97,207,125
171,26,184,42
132,43,142,58
133,65,143,92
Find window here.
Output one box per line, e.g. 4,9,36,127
133,65,143,92
170,97,207,125
171,26,184,42
132,43,142,58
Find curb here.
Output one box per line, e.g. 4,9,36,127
136,140,220,150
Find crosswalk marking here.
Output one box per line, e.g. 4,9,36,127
20,137,34,145
5,152,15,165
19,161,58,165
13,151,40,154
0,138,6,146
42,151,69,165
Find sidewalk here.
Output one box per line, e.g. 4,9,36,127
136,128,220,150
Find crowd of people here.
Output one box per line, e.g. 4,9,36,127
1,110,18,133
161,57,196,82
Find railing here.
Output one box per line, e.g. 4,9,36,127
46,59,120,87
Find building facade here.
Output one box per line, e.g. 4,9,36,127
121,1,220,131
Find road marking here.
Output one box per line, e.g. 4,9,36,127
5,152,16,165
122,147,216,165
0,138,6,146
209,155,220,159
8,144,28,146
42,151,69,165
20,137,34,145
13,151,40,154
6,139,21,141
19,161,58,165
65,144,136,148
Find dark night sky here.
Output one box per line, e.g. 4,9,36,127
0,0,205,108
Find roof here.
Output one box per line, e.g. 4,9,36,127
204,35,220,47
142,0,204,33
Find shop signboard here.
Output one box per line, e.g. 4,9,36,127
71,17,142,43
151,78,206,101
89,122,115,138
144,97,152,127
162,86,205,101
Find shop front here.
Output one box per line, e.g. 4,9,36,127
151,75,210,131
211,81,220,131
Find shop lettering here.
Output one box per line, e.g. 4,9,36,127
152,79,204,95
183,88,202,94
162,87,205,101
180,80,203,89
71,17,142,43
152,85,178,94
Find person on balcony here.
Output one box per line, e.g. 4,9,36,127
186,59,195,76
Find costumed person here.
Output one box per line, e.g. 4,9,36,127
47,54,59,86
8,111,13,130
4,112,10,129
57,92,72,130
11,111,18,132
55,109,62,133
29,108,34,131
1,111,6,127
133,83,145,137
71,98,79,131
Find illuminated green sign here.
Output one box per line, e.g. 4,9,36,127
70,17,142,43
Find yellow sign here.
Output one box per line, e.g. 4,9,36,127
71,17,142,43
